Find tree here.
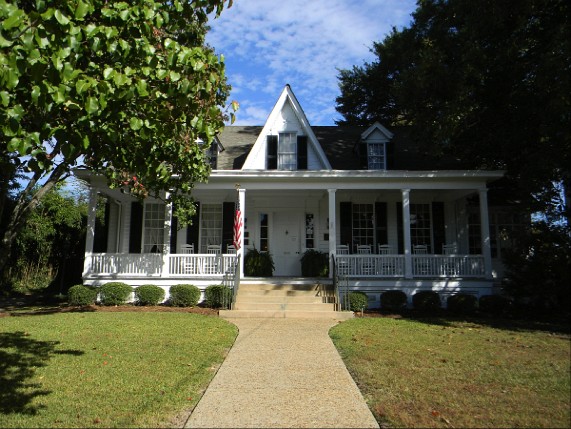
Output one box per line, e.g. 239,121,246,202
336,0,570,221
0,0,237,274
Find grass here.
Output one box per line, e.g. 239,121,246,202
330,316,571,428
0,312,237,428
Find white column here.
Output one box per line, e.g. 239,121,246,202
328,189,337,278
238,188,246,277
83,187,98,277
402,189,413,279
479,188,493,279
161,194,172,278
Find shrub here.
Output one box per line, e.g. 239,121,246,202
244,249,274,277
479,294,513,316
344,291,369,312
447,293,478,314
67,284,97,306
204,284,233,309
380,290,408,311
412,291,441,312
169,284,201,307
135,284,165,306
100,282,133,306
300,250,329,277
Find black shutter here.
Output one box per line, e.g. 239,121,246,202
129,202,143,253
267,135,278,169
297,135,308,170
375,202,388,247
396,202,403,254
359,142,368,169
170,207,178,253
222,202,235,252
186,202,200,249
340,202,352,251
432,202,445,254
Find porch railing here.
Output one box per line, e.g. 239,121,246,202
88,253,163,276
169,254,237,276
332,255,350,311
411,255,485,278
336,255,405,277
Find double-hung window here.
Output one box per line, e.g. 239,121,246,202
367,142,386,170
267,134,308,170
278,132,297,170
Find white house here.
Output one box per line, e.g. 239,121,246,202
77,85,514,310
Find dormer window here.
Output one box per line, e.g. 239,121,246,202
267,134,308,170
359,122,394,171
367,142,386,170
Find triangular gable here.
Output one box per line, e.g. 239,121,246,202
242,85,332,170
361,121,394,141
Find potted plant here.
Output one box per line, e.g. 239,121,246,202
300,249,329,277
244,248,274,277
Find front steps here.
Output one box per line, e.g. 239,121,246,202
219,280,354,320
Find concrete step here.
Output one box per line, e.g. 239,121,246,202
239,283,323,292
237,288,321,297
233,302,336,311
219,309,354,320
235,295,324,304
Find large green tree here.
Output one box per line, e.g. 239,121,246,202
336,0,570,221
0,0,236,274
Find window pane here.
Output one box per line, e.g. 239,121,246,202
278,132,297,170
352,204,374,250
143,203,165,253
200,204,222,252
368,143,385,170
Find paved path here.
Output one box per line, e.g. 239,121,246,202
185,318,379,428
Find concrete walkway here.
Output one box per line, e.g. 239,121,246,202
185,318,379,428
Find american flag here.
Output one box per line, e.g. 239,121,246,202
233,200,242,251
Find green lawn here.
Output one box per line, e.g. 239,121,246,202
0,312,237,428
330,317,571,428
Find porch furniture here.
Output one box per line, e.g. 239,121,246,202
336,245,350,254
181,244,194,254
413,244,428,254
357,245,372,254
378,244,393,254
226,244,237,254
336,245,350,275
442,244,457,254
357,245,374,275
207,244,222,254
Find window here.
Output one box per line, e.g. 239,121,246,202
207,144,218,169
410,204,431,252
200,204,222,252
143,203,165,253
260,213,269,251
367,142,386,170
305,213,314,249
352,204,374,249
278,132,297,170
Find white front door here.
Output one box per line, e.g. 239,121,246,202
272,211,302,276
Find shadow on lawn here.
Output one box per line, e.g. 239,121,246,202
0,331,84,415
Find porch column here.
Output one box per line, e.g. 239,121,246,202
479,188,493,279
238,188,246,277
328,188,337,278
83,187,98,277
161,195,172,278
401,189,413,279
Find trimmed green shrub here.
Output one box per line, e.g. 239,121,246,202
447,293,478,314
100,282,133,306
244,249,274,277
344,291,369,312
381,290,408,311
204,284,233,309
169,284,200,307
135,284,165,306
412,290,441,312
300,249,329,277
479,294,513,316
67,284,97,306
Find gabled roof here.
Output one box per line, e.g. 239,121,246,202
241,85,332,170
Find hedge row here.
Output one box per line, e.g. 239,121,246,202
67,283,233,308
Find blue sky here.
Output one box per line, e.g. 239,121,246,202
206,0,417,126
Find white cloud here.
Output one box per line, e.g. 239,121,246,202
208,0,416,125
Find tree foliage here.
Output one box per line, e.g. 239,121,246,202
0,0,235,273
336,0,570,218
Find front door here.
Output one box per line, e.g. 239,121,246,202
272,211,302,276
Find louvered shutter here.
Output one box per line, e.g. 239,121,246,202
186,202,200,249
267,135,278,169
297,136,308,170
340,202,353,250
129,202,143,253
432,202,445,254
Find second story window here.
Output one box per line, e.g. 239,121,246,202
278,132,297,170
267,134,308,170
367,142,386,170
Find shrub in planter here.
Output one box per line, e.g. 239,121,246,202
100,282,133,306
67,284,97,306
344,291,369,312
447,293,478,314
380,290,408,311
169,284,200,307
300,250,329,277
135,284,165,306
204,284,233,308
244,249,274,277
412,290,441,312
479,294,512,316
